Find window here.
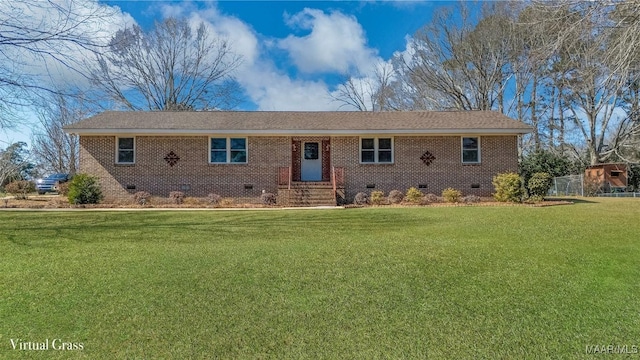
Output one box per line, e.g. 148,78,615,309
462,137,480,163
304,143,319,160
116,137,135,164
361,137,393,163
210,137,247,163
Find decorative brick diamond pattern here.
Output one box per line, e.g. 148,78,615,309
420,151,436,166
164,151,180,167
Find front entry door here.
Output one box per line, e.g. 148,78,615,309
301,142,322,181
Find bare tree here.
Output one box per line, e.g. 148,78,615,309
535,2,635,164
530,1,640,74
397,3,516,112
607,1,640,162
510,3,577,152
523,1,640,164
90,17,243,111
31,93,88,175
0,0,116,128
332,62,395,111
333,77,370,111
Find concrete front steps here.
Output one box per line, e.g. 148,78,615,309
277,182,343,207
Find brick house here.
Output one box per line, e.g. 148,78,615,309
64,111,530,205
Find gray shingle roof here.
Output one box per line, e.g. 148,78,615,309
64,110,531,135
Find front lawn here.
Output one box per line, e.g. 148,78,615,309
1,198,639,358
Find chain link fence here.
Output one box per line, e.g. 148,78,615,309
595,192,640,197
550,174,640,197
549,175,584,196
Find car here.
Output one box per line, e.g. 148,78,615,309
35,173,70,195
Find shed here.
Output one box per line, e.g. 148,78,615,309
585,163,628,192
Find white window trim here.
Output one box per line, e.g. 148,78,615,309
209,136,248,164
359,137,394,164
115,136,135,164
461,136,481,164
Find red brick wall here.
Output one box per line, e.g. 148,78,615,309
331,136,519,199
79,136,290,200
79,135,519,200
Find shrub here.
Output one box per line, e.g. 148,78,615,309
422,193,441,204
404,187,423,204
370,190,385,205
354,192,369,205
583,176,603,197
4,180,35,200
55,182,70,196
207,193,222,206
388,190,403,204
67,174,103,205
48,197,71,208
133,191,152,205
145,197,171,206
520,150,574,186
219,197,234,207
527,172,552,200
462,195,482,204
261,192,277,206
169,191,184,205
442,188,462,203
183,197,207,206
628,164,640,192
493,172,524,203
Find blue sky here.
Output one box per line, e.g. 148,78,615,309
1,0,456,147
107,1,441,59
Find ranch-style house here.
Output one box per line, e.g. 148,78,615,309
64,111,531,205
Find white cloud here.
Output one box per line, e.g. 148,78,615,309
279,8,379,75
158,3,340,111
396,35,417,65
161,4,259,66
5,1,388,113
240,61,337,111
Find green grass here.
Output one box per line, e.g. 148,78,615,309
1,198,640,359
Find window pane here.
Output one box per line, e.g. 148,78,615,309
463,137,478,150
361,138,374,150
118,138,134,150
378,138,392,150
304,143,319,160
211,138,226,150
462,150,478,163
230,138,246,150
378,150,392,163
211,150,227,163
361,150,375,163
118,150,134,163
230,150,247,163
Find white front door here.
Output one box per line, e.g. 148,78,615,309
301,142,322,181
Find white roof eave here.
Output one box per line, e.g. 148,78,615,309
64,128,531,136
